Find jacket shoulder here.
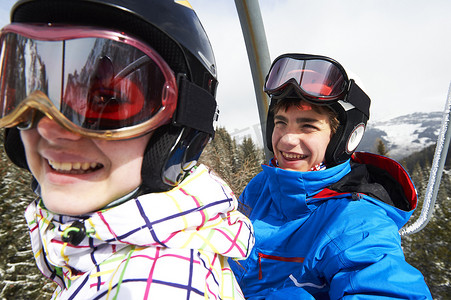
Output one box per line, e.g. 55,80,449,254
326,152,417,211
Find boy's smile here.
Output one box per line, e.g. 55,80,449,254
271,104,332,172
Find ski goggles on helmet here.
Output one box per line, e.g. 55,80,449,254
0,23,178,140
264,53,349,103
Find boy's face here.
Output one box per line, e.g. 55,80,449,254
20,117,151,215
272,103,332,172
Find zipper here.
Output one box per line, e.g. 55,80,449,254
258,252,304,280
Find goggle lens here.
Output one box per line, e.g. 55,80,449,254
264,56,348,100
0,24,177,139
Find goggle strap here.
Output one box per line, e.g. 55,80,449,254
347,80,371,118
174,77,217,136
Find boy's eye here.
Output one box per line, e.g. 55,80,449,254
301,124,319,131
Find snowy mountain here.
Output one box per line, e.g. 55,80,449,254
357,112,444,159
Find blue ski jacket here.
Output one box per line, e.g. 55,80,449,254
230,152,432,299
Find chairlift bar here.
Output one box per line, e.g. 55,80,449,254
234,0,272,161
400,82,451,235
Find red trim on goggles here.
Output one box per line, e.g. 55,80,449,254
264,54,349,103
0,23,178,139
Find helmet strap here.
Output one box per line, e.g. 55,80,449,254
173,76,218,136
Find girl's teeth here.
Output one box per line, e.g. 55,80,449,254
49,160,101,172
61,162,72,171
81,162,91,170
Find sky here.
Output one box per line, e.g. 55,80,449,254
1,0,450,147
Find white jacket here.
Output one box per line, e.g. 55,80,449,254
25,165,254,299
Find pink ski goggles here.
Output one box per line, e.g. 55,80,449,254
264,53,349,103
0,23,178,139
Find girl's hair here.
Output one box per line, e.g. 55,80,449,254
271,98,340,136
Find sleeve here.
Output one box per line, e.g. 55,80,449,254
316,202,432,300
332,256,432,299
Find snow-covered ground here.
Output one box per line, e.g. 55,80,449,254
359,112,444,159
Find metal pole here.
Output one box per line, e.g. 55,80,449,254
234,0,272,161
400,81,451,235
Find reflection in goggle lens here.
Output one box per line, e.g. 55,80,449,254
265,57,347,100
0,33,169,132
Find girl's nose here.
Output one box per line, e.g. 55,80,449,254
36,116,82,142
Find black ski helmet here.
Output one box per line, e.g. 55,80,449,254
265,56,371,167
3,0,219,192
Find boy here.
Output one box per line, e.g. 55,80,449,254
229,53,432,299
0,0,253,298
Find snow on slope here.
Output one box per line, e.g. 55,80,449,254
357,112,443,159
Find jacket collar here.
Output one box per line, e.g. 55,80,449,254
262,160,351,219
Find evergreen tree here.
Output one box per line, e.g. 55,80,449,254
199,127,238,183
375,138,389,156
233,137,264,196
199,128,264,197
402,161,450,299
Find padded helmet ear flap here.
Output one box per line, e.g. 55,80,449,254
325,80,370,166
325,103,368,166
141,125,181,193
140,124,209,193
4,128,29,170
265,99,277,153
